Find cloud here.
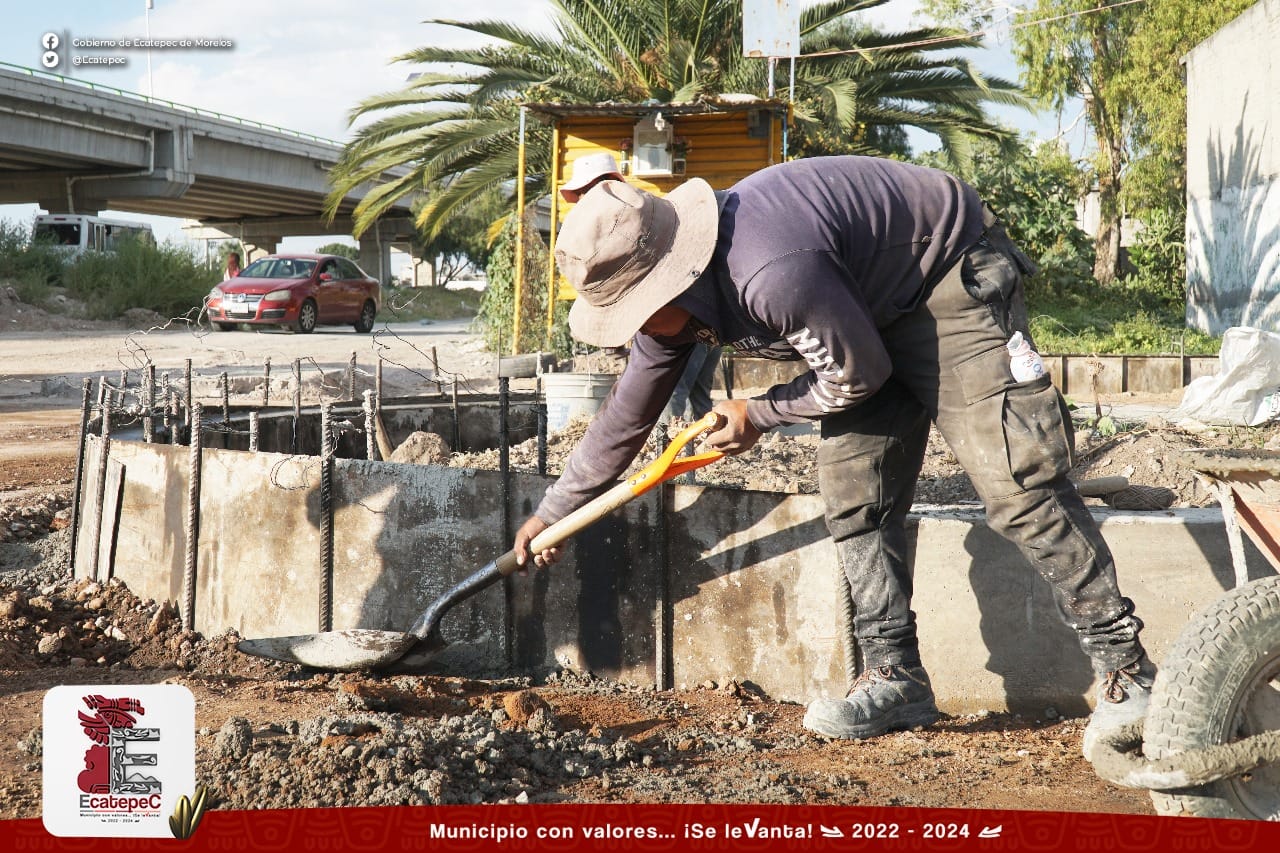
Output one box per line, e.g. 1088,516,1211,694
74,1,557,140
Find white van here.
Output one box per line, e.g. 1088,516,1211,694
32,213,155,256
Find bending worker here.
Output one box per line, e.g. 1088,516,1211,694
515,156,1154,755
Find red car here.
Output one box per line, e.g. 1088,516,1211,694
205,253,380,334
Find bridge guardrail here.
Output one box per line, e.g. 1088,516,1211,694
0,61,341,146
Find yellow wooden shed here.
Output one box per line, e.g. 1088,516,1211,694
512,98,791,351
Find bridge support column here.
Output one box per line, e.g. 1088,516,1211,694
358,236,393,286
242,238,279,262
389,241,430,287
410,246,432,288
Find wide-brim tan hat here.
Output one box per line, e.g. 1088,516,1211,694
558,178,718,348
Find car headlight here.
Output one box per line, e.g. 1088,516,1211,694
264,289,292,302
207,287,223,301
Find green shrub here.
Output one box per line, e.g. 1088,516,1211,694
0,218,66,304
378,284,482,322
1123,206,1186,308
1029,275,1219,355
477,213,572,357
916,137,1096,296
60,237,219,320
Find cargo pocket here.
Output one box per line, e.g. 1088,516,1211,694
1003,375,1074,491
954,348,1073,498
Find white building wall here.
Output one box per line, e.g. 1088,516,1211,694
1185,0,1280,334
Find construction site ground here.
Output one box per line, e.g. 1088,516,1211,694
7,303,1264,819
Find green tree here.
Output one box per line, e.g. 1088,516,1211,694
326,0,1026,241
917,133,1092,291
923,0,1253,287
919,0,1136,284
315,242,359,260
1119,0,1255,217
411,187,505,287
1010,1,1141,286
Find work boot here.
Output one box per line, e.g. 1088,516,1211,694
1081,656,1157,760
802,664,940,740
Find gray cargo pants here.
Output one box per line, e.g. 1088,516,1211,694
818,232,1146,677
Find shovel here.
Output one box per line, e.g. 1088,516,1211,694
237,412,726,671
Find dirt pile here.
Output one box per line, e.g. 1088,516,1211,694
0,491,70,543
0,284,114,334
183,669,1126,811
0,536,281,677
449,413,1263,508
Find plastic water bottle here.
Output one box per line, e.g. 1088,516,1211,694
1006,331,1045,382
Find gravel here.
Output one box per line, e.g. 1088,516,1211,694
0,491,72,545
198,672,823,809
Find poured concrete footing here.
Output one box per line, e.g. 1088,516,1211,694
76,435,1269,715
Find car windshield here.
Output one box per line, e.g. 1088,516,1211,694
240,258,316,279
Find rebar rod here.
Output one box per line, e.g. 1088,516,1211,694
88,381,112,582
68,378,93,576
319,402,335,632
182,404,203,631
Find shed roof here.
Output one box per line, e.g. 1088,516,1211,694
523,96,790,121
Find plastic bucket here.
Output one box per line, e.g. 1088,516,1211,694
543,372,616,432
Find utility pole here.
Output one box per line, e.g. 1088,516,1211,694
145,0,154,97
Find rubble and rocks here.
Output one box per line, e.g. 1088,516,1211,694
0,491,71,543
0,537,286,677
448,413,1242,509
0,285,112,333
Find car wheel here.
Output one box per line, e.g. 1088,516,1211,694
354,301,376,334
293,299,318,334
214,322,237,332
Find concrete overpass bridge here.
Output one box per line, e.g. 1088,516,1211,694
0,62,419,281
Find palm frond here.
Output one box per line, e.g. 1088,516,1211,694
327,0,1030,246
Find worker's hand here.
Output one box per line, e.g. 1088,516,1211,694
514,515,561,573
705,399,762,455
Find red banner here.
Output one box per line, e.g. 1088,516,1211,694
2,804,1271,851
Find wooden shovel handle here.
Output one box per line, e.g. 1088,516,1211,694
498,412,726,576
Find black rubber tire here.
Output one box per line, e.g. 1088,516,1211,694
1144,574,1280,819
354,300,376,334
293,299,317,334
214,322,237,332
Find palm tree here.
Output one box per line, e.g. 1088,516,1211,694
326,0,1026,239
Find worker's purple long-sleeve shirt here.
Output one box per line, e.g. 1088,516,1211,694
535,156,984,524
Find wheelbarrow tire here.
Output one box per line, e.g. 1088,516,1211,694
1144,575,1280,819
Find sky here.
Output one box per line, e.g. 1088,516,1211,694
0,1,1066,254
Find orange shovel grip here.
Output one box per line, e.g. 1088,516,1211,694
626,412,725,496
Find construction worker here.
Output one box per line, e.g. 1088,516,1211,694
513,156,1155,757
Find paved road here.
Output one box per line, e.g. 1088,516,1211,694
0,319,498,405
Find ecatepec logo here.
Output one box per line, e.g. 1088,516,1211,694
43,684,196,838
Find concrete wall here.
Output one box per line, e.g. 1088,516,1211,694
76,435,1271,715
723,354,1217,399
1185,0,1280,334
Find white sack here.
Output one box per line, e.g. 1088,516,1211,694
1172,327,1280,426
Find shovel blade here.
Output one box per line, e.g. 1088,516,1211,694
238,629,420,671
